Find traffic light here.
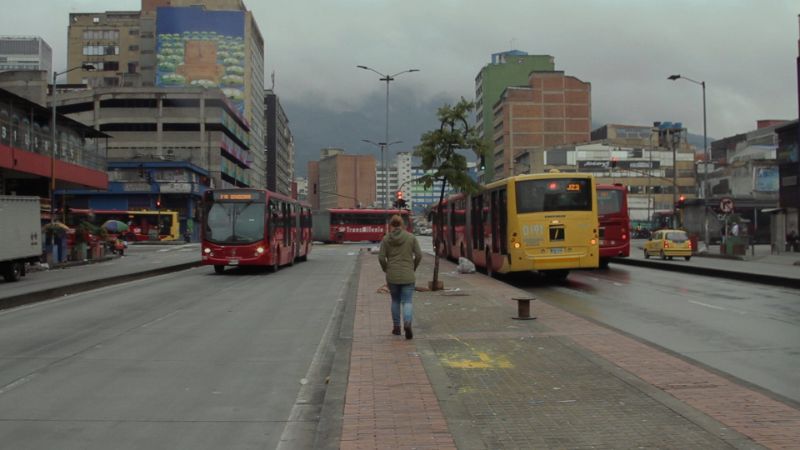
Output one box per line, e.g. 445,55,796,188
396,190,403,201
674,195,685,209
155,196,162,209
479,156,486,171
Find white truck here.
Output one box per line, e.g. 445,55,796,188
0,196,42,282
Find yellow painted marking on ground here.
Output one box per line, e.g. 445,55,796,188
441,335,514,369
442,351,513,369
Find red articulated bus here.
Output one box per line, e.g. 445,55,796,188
312,208,412,243
201,188,312,274
597,183,630,267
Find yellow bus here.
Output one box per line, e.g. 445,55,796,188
433,172,599,281
66,209,181,241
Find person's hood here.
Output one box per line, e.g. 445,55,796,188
387,228,411,246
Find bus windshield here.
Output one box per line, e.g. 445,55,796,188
598,189,624,216
205,202,265,244
515,178,592,213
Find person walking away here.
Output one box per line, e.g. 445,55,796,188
379,215,423,339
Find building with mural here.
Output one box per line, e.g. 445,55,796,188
66,0,266,189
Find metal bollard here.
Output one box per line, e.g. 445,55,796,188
511,296,536,320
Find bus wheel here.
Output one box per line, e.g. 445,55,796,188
599,258,609,269
213,265,225,274
684,256,691,261
544,270,569,282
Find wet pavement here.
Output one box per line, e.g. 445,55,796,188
341,245,799,449
3,240,799,449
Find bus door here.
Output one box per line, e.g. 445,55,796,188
471,194,484,256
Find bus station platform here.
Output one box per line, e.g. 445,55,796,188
337,250,800,449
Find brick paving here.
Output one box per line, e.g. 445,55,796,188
342,252,799,449
340,253,456,450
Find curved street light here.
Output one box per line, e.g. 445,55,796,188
51,64,94,224
357,65,419,208
668,74,709,247
362,139,402,208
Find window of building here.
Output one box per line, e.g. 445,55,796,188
129,29,139,35
129,45,139,51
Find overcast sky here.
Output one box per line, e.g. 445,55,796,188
3,0,799,174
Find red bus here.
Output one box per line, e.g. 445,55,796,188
312,208,412,243
201,188,312,274
597,183,630,266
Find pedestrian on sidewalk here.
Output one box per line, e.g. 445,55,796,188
379,214,423,339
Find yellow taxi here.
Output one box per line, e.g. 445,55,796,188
644,229,692,261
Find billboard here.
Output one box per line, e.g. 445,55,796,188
754,167,778,192
156,7,245,114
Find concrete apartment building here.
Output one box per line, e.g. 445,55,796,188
474,50,555,180
65,0,266,189
265,89,293,196
0,36,52,75
492,71,592,179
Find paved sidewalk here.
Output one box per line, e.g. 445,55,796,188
344,251,800,449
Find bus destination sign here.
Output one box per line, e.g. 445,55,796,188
214,191,263,202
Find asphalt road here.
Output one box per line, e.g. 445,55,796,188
514,263,800,405
0,244,357,450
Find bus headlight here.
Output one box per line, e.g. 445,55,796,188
256,247,265,254
513,242,521,249
590,239,597,245
203,247,211,254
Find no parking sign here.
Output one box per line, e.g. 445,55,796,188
719,197,734,213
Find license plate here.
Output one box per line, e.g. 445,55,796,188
228,259,239,265
551,248,563,254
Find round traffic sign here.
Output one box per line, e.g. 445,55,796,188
719,197,734,213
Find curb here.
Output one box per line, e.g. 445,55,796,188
610,257,800,289
0,261,200,311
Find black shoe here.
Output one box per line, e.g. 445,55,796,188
404,325,413,340
392,325,401,335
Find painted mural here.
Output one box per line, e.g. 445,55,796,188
156,7,246,114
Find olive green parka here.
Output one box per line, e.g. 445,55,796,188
378,228,422,285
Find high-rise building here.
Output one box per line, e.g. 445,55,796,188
66,11,144,88
0,36,52,75
475,50,555,180
66,0,266,188
377,151,412,208
265,89,293,196
492,71,591,178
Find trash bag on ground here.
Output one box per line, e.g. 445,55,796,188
457,257,476,274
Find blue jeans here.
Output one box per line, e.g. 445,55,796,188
388,283,414,327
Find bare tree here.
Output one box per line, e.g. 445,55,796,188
414,98,487,290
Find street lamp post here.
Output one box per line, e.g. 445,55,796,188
362,139,401,208
357,65,419,208
668,74,708,247
50,64,94,224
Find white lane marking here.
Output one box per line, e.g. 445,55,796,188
688,300,748,315
689,300,726,310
